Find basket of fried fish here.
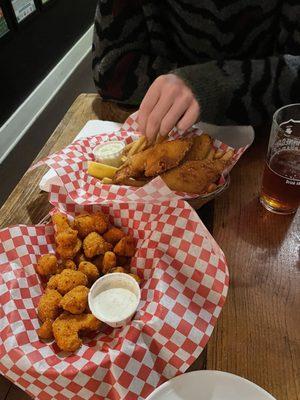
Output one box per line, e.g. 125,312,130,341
88,133,234,208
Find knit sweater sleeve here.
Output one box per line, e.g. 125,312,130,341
92,0,177,105
171,1,300,125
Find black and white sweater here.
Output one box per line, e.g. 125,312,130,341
92,0,300,126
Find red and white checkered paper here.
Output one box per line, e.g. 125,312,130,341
32,112,249,204
0,185,228,400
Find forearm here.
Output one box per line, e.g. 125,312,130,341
172,55,300,126
92,1,176,105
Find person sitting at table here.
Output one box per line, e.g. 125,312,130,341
92,0,300,140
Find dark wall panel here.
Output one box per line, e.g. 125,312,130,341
0,0,97,126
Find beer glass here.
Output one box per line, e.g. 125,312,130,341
260,104,300,214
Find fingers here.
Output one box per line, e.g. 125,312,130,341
145,95,174,140
138,80,160,135
159,97,191,136
177,100,200,131
138,74,200,141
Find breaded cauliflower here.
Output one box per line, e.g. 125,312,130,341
53,313,101,352
60,285,89,314
52,213,71,233
78,261,99,284
114,236,135,257
37,319,54,339
37,289,62,322
73,212,108,238
83,232,112,258
103,227,125,244
56,238,82,260
47,269,88,295
102,251,117,274
36,254,58,276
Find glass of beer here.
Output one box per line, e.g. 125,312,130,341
260,103,300,214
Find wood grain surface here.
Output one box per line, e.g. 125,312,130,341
208,133,300,400
0,94,299,400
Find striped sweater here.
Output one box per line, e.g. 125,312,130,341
92,0,300,126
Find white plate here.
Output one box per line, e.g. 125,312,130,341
146,371,276,400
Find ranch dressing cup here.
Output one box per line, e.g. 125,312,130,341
88,273,141,328
93,141,125,167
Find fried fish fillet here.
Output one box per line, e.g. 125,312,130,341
161,159,227,194
185,134,213,161
144,137,193,177
114,138,193,183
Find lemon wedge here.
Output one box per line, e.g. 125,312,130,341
88,161,117,180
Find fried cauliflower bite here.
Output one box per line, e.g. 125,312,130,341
73,214,96,238
57,259,77,273
38,319,54,339
92,212,108,234
114,236,136,257
83,232,112,258
73,212,108,238
92,255,104,273
103,227,125,244
55,228,78,247
56,238,82,260
78,261,100,284
38,289,62,322
53,313,101,352
60,285,89,314
102,251,117,274
46,269,88,295
52,213,71,233
36,254,58,276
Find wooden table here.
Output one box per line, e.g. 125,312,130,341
0,94,299,400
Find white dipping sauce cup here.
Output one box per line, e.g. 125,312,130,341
88,273,141,328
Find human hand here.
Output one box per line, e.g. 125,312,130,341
138,74,200,141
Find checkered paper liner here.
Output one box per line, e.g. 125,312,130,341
0,185,228,400
32,112,249,204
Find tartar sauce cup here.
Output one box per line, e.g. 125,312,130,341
93,141,125,167
88,273,141,328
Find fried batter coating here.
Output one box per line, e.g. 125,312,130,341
73,212,108,238
144,138,193,177
38,319,54,339
56,238,82,260
92,212,109,234
161,159,227,194
57,259,77,273
78,261,100,284
114,147,152,183
47,269,88,295
83,232,112,258
103,227,125,244
60,285,89,314
52,213,70,233
109,267,127,273
114,138,192,183
102,251,117,274
55,228,78,247
38,289,62,322
53,313,101,352
36,254,58,276
114,236,136,257
128,273,142,284
92,255,104,272
185,134,213,161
